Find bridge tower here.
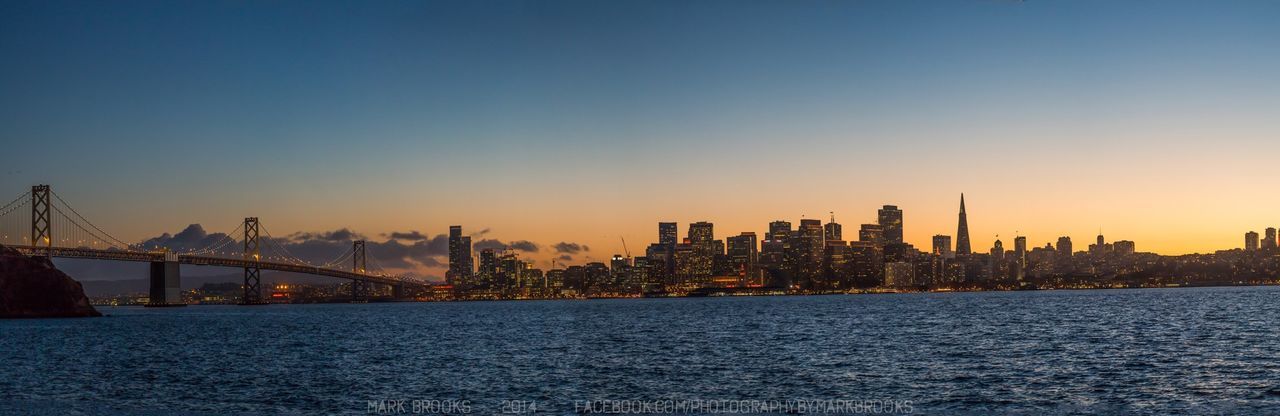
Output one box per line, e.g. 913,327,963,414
242,217,263,305
30,185,50,257
352,240,368,302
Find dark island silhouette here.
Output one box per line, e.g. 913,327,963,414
0,244,100,318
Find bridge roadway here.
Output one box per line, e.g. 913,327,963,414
9,245,409,287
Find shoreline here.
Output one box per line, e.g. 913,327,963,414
89,281,1280,307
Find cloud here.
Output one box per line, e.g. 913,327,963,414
558,254,574,261
387,230,429,241
474,239,539,253
472,239,506,252
139,224,234,252
553,242,589,254
415,256,446,268
420,234,450,256
471,228,491,238
508,240,539,252
287,228,364,243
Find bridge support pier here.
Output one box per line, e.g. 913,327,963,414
351,280,368,302
146,253,184,307
392,283,405,299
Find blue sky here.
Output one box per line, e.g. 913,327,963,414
2,0,1278,269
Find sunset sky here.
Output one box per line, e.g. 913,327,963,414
2,0,1278,277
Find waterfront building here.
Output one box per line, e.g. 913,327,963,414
885,261,914,289
546,269,565,292
610,254,630,290
726,232,759,286
848,241,883,288
688,222,716,281
630,256,657,291
792,219,825,289
822,240,851,290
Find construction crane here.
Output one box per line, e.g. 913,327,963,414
620,236,631,261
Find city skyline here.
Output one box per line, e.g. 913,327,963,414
8,184,1273,281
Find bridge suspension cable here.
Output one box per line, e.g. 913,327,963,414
0,191,33,245
317,244,356,269
363,247,399,277
0,191,30,214
257,223,315,266
49,191,140,251
49,203,131,250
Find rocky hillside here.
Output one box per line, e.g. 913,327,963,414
0,244,101,318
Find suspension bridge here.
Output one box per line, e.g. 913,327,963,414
0,185,425,305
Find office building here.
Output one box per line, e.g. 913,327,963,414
932,235,953,259
955,194,971,256
878,205,903,244
447,226,473,287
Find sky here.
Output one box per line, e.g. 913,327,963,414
1,0,1278,278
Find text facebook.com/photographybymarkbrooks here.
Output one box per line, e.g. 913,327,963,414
365,399,915,414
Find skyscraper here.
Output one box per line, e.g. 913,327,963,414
1246,231,1260,251
859,224,884,245
932,235,953,259
792,219,825,289
658,222,678,247
688,222,714,244
610,254,630,290
447,226,473,287
955,194,971,256
477,248,498,289
767,220,792,242
1014,235,1027,283
877,205,903,244
655,222,679,283
1092,232,1108,255
822,240,851,290
688,222,715,281
847,241,883,288
990,239,1006,282
824,213,842,242
726,232,759,285
1056,236,1073,259
1265,228,1278,251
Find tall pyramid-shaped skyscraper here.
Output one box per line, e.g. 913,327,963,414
956,194,971,256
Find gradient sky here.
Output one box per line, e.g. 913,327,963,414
2,0,1278,276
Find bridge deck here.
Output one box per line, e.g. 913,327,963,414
9,245,409,286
